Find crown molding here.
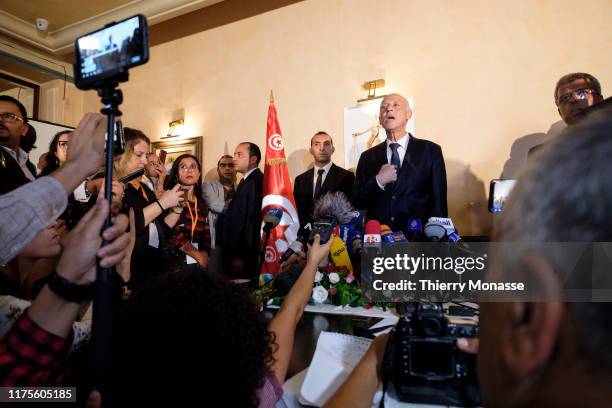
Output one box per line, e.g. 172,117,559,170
0,0,224,55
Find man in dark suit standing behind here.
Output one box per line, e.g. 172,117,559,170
293,131,355,235
221,142,263,279
352,93,447,234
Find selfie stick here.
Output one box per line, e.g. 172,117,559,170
91,76,126,386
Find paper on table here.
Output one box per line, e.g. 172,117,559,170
369,316,399,336
299,332,372,407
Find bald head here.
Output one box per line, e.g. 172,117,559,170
379,93,412,139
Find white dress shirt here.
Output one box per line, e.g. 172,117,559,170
0,146,35,181
376,133,410,190
312,162,333,197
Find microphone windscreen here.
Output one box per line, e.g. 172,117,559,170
330,236,353,272
313,192,354,224
364,220,381,235
424,220,447,242
380,224,392,236
263,207,283,226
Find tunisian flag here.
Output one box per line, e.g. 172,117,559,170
260,92,300,277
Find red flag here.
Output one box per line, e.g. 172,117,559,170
260,92,300,277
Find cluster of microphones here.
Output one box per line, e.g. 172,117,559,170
262,192,465,295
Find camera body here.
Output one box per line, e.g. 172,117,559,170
383,303,481,407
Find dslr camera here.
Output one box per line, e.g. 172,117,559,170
382,303,481,407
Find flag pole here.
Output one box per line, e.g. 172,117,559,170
269,90,275,105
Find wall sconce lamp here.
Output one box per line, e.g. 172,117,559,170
163,119,184,138
357,79,387,103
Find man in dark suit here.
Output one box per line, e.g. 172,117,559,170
221,142,263,279
0,95,35,194
293,131,355,234
352,93,447,234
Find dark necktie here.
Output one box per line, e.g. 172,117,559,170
389,143,401,169
314,168,325,199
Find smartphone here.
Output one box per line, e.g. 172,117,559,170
119,168,144,183
104,119,125,155
488,179,517,213
158,149,167,165
74,14,149,90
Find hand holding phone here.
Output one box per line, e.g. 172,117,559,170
158,149,167,165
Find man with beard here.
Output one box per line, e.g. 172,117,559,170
203,154,237,275
0,96,34,194
293,131,354,238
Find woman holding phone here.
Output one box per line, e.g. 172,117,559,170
115,128,184,288
163,154,211,270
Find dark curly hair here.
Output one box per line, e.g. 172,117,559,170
39,130,72,176
164,153,203,199
108,270,276,407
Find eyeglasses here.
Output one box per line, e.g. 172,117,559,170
557,88,597,105
179,164,199,172
0,112,24,123
219,163,234,168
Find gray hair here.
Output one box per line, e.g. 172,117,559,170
495,111,612,371
554,72,602,102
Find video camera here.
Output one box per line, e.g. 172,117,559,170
382,303,481,407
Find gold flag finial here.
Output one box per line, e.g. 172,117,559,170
269,90,275,104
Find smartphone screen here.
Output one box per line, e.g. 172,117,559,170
488,179,517,213
74,14,149,89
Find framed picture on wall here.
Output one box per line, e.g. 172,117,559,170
151,136,203,167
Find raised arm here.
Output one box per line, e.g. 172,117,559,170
268,234,332,384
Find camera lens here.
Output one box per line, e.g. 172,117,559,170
421,317,443,337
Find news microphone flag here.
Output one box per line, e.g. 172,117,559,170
330,236,353,272
260,91,300,277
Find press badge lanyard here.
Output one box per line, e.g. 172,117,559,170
185,197,199,242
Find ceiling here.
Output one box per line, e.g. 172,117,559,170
0,0,225,54
1,0,136,31
0,0,304,84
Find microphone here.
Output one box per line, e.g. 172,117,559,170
364,220,382,247
447,229,463,243
388,231,408,243
428,217,456,235
406,217,422,242
273,264,303,296
380,224,393,242
380,224,408,243
424,219,447,242
330,236,353,272
348,229,362,256
279,236,305,264
263,207,283,233
313,191,354,225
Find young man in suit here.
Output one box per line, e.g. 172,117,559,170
293,131,355,236
221,142,263,279
0,95,35,194
352,93,447,234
